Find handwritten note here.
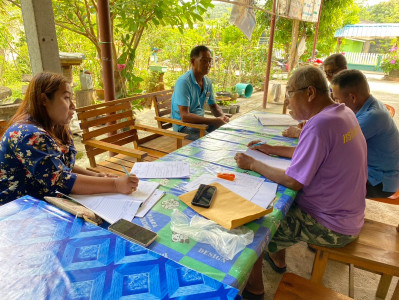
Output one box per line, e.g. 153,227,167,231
184,172,273,203
69,181,159,223
131,161,190,178
70,194,141,224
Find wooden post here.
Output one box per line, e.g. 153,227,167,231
97,0,115,103
288,19,301,73
262,0,277,109
311,0,324,60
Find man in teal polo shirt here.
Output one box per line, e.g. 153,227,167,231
332,69,399,198
171,45,229,140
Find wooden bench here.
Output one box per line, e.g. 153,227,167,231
152,89,209,138
311,219,399,299
274,273,352,300
0,119,7,136
76,95,188,176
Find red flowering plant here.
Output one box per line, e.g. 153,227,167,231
381,40,399,75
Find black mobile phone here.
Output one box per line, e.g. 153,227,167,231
191,184,217,208
109,219,157,247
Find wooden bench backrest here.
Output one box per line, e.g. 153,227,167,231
0,120,7,137
153,89,174,130
77,98,139,166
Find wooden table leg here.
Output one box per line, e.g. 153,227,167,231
349,264,355,298
311,249,329,284
392,280,399,300
376,274,392,299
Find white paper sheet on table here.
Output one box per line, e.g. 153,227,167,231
255,114,298,126
245,149,291,170
184,172,278,206
134,189,164,218
131,161,190,178
251,182,278,209
69,181,159,224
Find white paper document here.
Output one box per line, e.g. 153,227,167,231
134,189,164,218
69,194,141,224
245,149,291,170
255,114,298,126
185,172,264,201
70,181,159,224
131,161,190,178
250,182,278,209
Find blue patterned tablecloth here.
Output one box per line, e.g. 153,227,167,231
132,111,299,289
0,196,240,300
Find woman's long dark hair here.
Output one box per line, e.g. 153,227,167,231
5,72,72,145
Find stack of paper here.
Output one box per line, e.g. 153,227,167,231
255,114,298,126
179,183,271,230
131,161,190,178
184,172,277,209
69,181,162,224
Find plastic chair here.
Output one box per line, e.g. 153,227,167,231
385,104,395,118
369,189,399,206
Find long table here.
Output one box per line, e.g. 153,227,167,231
132,111,299,289
0,196,240,299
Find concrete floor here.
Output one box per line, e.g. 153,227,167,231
73,72,399,299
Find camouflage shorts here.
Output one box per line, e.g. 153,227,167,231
268,203,358,253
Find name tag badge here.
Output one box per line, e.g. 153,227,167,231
206,92,210,97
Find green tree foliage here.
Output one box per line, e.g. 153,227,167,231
380,40,399,74
0,1,30,98
360,0,399,23
4,0,213,96
135,11,268,93
259,0,359,62
358,1,398,54
52,0,213,96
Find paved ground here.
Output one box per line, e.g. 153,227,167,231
74,72,399,299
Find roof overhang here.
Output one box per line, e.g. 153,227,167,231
335,23,399,41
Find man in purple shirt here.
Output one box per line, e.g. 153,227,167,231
235,66,367,300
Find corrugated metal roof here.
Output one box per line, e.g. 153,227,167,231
335,23,399,40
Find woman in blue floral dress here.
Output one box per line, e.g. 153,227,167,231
0,72,139,204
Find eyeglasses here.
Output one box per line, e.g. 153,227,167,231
324,70,338,77
285,86,309,99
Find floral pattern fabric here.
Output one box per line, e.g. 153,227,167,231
0,123,77,204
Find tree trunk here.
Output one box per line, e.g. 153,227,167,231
288,19,300,72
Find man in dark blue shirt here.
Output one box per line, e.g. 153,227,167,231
332,69,399,198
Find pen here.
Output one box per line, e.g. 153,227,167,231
250,142,264,148
122,165,130,176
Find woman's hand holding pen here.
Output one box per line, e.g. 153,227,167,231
114,174,139,194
